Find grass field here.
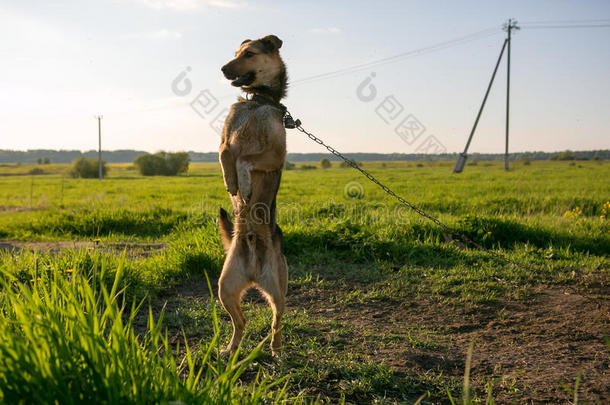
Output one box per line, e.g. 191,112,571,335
0,160,608,404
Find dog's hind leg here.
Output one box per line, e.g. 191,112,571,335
218,257,250,356
258,256,288,357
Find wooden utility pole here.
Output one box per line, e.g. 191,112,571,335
95,115,103,180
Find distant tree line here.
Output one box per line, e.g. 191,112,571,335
547,150,604,161
0,149,608,164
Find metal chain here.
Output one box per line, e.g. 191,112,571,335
290,117,536,271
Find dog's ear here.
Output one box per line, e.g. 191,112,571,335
241,39,251,45
260,35,282,52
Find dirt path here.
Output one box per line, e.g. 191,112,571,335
0,240,167,257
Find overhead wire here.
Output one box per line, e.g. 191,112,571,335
292,26,503,85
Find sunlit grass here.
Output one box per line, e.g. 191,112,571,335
0,262,292,404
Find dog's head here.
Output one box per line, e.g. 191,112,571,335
221,34,283,89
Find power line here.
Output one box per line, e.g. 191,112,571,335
519,18,610,25
521,24,610,29
518,18,610,29
292,26,503,85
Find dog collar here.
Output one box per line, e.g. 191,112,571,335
247,93,300,129
249,94,285,110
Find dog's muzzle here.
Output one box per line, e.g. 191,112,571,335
221,65,255,87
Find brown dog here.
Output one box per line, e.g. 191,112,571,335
217,34,288,356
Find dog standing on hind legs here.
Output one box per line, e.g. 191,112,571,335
217,34,289,357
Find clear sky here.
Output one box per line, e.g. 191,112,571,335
1,0,609,154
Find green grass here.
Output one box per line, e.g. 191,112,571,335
0,160,609,403
0,263,290,404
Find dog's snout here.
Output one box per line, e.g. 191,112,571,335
221,63,235,79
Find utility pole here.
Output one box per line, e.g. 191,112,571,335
453,19,519,174
95,115,103,180
453,39,508,173
504,19,519,171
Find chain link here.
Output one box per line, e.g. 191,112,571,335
291,118,536,271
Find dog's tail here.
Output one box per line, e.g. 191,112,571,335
218,207,234,253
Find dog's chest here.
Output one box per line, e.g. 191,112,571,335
226,105,285,152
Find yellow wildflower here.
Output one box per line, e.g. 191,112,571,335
602,202,610,218
563,207,582,219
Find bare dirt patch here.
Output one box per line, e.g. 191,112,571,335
292,286,609,403
0,240,167,257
